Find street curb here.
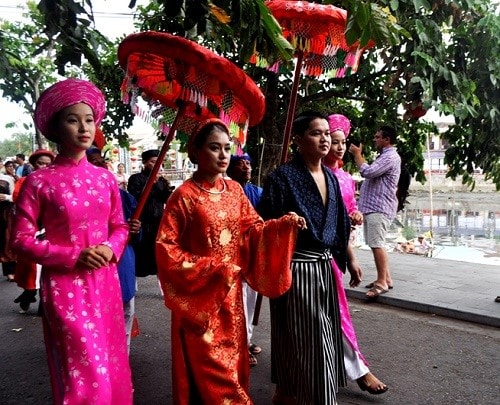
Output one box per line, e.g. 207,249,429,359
345,289,500,328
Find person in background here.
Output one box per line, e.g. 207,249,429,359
349,125,401,299
414,234,430,255
226,153,263,367
86,146,141,353
156,118,306,404
258,111,350,405
13,149,56,312
11,78,133,404
324,113,388,395
128,149,172,277
0,166,15,281
115,162,129,190
3,161,17,182
15,153,33,178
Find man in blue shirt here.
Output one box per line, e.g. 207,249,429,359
15,153,33,178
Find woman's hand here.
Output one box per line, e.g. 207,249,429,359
287,211,307,230
350,210,363,226
77,245,113,270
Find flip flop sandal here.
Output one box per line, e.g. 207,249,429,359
249,344,262,355
249,353,258,367
365,281,393,289
366,284,389,300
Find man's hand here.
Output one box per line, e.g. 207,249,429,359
347,259,363,288
128,218,141,234
348,143,365,168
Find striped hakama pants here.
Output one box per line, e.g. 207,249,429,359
270,249,346,405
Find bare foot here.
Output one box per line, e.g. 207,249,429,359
356,372,388,394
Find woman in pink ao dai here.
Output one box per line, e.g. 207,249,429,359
11,78,133,405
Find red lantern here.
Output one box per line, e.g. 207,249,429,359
405,101,427,120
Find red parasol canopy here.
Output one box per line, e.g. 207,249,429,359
118,31,265,147
251,0,375,164
260,0,374,78
118,31,266,220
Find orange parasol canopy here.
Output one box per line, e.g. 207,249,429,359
118,31,266,222
118,31,266,147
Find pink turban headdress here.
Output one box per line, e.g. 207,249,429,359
34,78,106,142
328,114,351,137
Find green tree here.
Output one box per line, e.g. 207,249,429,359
0,2,128,149
2,0,499,189
0,2,59,149
0,131,34,159
131,0,498,188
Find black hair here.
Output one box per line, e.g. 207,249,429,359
16,153,26,160
188,122,229,164
192,123,229,151
378,125,397,144
141,149,160,162
292,110,329,136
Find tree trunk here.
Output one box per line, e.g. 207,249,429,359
253,72,286,186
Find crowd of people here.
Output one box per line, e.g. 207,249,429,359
2,77,406,404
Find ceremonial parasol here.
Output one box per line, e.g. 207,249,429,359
253,0,374,164
118,31,266,220
252,0,375,325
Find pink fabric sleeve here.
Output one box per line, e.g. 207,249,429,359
11,179,81,271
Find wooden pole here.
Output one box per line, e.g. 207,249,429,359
253,52,305,326
279,50,304,164
131,104,186,221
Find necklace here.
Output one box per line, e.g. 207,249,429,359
191,178,227,194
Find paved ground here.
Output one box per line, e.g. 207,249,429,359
346,248,500,328
1,250,499,404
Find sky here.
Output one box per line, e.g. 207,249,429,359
0,0,150,140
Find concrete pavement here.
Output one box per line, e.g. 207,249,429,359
1,251,499,404
345,247,500,328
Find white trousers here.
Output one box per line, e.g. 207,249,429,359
242,282,258,345
342,334,369,380
123,297,135,355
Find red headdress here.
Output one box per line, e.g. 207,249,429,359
28,149,56,166
187,118,229,163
